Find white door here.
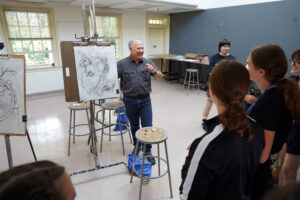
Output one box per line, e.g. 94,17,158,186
148,28,164,55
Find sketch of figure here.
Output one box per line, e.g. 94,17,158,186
0,68,18,121
0,57,25,135
74,46,119,100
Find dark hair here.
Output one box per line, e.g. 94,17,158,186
218,38,231,52
250,44,300,122
0,160,65,200
210,60,253,141
291,48,300,60
263,182,300,200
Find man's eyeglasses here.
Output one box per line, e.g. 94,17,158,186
290,58,300,66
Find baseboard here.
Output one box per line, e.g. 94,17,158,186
26,89,64,98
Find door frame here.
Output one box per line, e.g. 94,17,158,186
145,14,170,57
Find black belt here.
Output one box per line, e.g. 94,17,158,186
124,94,149,99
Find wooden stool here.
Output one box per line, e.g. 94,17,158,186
184,68,200,95
68,101,91,156
100,100,132,155
130,127,173,200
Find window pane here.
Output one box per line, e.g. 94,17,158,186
8,26,20,37
23,40,33,52
102,17,109,27
25,53,36,66
35,53,45,64
28,13,39,26
49,53,54,64
20,26,30,38
30,27,40,37
96,27,104,36
5,11,18,26
33,40,42,51
40,27,50,37
110,17,117,26
17,12,28,26
42,40,52,51
38,13,48,26
11,40,23,52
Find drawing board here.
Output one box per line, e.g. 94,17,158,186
0,55,26,136
61,41,119,102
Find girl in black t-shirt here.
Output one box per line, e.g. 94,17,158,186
246,44,300,199
280,48,300,185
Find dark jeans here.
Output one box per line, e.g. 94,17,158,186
123,96,153,152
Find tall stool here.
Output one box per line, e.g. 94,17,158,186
183,68,200,95
100,100,132,155
130,127,173,200
68,101,91,156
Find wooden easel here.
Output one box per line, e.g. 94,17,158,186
61,41,126,176
0,54,37,168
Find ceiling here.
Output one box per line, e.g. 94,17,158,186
4,0,201,14
1,0,283,13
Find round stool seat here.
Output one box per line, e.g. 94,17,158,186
186,68,198,72
68,101,90,110
136,127,167,144
102,101,124,110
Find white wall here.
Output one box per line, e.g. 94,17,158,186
0,4,149,95
122,11,147,57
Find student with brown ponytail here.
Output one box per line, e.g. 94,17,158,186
180,60,264,200
246,44,300,199
280,48,300,185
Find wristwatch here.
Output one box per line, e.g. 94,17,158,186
153,71,157,75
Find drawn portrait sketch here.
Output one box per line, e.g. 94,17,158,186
74,46,119,101
0,57,25,135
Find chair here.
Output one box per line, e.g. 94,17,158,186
183,68,200,95
99,100,132,155
130,127,173,200
68,101,91,156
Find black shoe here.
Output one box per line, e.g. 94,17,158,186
202,119,208,132
145,151,156,165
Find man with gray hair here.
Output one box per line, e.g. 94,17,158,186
117,38,163,165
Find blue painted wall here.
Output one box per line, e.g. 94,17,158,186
170,0,300,72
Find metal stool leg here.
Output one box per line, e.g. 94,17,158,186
123,107,132,143
139,143,147,200
100,107,105,153
164,141,173,198
68,109,73,156
109,109,111,141
196,70,200,93
130,141,140,183
73,110,76,143
188,71,191,95
118,109,125,155
184,70,188,89
158,143,161,176
86,109,92,145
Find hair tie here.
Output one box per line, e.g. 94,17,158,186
230,100,240,104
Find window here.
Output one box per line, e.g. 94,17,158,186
2,8,57,70
148,19,167,25
88,13,122,58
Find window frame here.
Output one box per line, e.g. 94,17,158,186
87,11,122,59
0,5,60,71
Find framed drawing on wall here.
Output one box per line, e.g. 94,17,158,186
0,54,26,136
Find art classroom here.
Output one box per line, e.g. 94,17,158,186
0,0,300,199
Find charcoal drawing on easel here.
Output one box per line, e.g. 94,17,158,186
0,55,26,135
74,45,119,101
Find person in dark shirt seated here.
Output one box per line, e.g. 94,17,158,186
180,60,264,200
0,160,76,200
